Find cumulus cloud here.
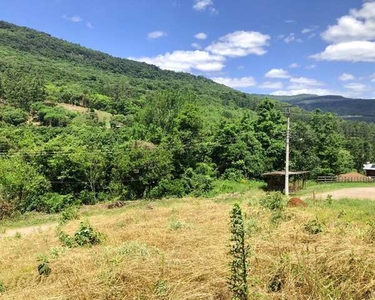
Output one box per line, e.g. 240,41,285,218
313,2,375,63
193,0,218,14
322,2,375,43
265,69,290,79
195,32,208,40
284,33,295,43
206,31,270,57
258,81,283,89
148,31,167,39
86,22,94,29
131,50,225,73
290,77,324,87
339,73,355,81
211,76,256,88
270,77,331,96
271,88,335,96
311,41,375,62
62,15,82,23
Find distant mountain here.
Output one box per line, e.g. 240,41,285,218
257,94,375,122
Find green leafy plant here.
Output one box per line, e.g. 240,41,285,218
59,206,80,225
58,221,104,248
0,280,6,293
326,194,333,205
304,219,323,235
228,204,249,300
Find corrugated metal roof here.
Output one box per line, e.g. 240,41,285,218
364,163,375,170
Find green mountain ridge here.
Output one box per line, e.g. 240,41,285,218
257,94,375,122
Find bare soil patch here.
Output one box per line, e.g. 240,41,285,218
317,187,375,200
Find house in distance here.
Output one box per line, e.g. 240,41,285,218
364,162,375,177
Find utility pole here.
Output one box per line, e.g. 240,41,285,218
285,107,291,196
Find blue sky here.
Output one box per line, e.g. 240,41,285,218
1,0,375,98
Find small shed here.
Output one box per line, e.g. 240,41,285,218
364,163,375,177
262,171,309,193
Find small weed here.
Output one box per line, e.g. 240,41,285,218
0,280,5,293
59,206,80,225
326,195,333,205
49,246,67,259
154,280,169,297
37,262,51,276
304,219,323,235
168,218,190,230
365,222,375,243
14,232,21,239
245,218,260,236
117,242,159,257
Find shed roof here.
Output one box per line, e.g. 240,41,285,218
262,171,309,176
364,163,375,171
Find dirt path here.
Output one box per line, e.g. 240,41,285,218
316,187,375,200
0,223,56,238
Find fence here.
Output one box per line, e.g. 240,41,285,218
317,176,375,183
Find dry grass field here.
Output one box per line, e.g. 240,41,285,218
1,189,375,299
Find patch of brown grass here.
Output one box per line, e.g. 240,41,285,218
1,197,375,299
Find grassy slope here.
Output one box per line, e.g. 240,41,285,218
2,184,375,299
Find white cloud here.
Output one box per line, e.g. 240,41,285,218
191,42,202,49
285,20,296,24
311,41,375,62
148,31,167,39
62,15,82,23
86,22,94,29
206,31,270,57
131,50,225,73
339,73,355,81
195,32,208,40
265,68,290,79
193,0,218,14
370,73,375,82
289,63,300,68
290,77,324,87
313,2,375,63
271,88,335,96
211,76,256,88
284,33,295,43
258,81,283,89
344,82,369,93
271,76,330,96
302,25,318,34
305,64,316,69
322,2,375,43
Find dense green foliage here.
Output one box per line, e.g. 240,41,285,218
0,21,375,216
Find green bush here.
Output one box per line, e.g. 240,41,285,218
260,192,286,211
59,206,80,225
37,193,75,213
58,221,104,248
0,107,28,125
304,219,323,234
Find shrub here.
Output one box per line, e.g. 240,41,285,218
0,201,15,220
228,204,249,300
168,218,190,230
37,193,75,213
260,192,285,211
245,218,260,236
58,221,104,248
59,206,80,225
304,219,323,235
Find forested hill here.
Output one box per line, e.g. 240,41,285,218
0,20,262,116
261,94,375,123
0,20,375,217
